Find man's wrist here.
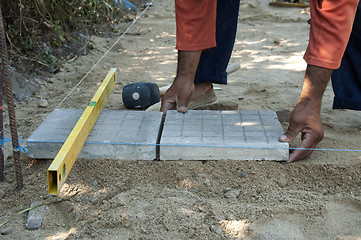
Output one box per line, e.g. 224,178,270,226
299,64,333,102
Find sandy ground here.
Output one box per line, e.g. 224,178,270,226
1,0,361,239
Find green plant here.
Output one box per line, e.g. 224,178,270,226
1,0,133,68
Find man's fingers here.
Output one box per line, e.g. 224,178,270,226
177,105,188,113
160,97,176,114
176,95,191,113
278,122,300,143
287,132,318,163
287,147,314,163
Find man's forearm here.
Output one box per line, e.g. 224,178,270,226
299,65,334,106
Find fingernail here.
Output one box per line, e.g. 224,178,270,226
177,106,188,113
279,135,287,141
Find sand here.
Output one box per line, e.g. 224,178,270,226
1,0,361,239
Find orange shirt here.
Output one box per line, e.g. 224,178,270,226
175,0,359,69
304,0,359,69
175,0,217,51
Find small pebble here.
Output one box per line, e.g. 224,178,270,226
5,162,14,168
279,196,288,202
0,229,11,235
0,189,5,199
81,198,90,203
38,99,48,108
239,171,245,178
188,228,195,238
276,175,288,188
204,178,211,187
226,214,235,220
26,202,46,230
92,181,98,186
225,189,240,199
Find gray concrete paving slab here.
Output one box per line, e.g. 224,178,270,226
159,110,288,161
27,109,288,161
27,109,163,160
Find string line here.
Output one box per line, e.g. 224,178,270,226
55,1,154,109
1,136,28,153
22,140,361,152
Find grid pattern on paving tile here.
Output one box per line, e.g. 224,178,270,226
160,110,288,161
28,109,288,161
27,109,162,160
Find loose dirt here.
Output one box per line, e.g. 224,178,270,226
1,0,361,239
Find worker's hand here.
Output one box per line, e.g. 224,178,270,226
160,78,194,115
160,50,201,115
278,98,324,163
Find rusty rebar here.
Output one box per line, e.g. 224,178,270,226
0,55,3,182
0,7,23,189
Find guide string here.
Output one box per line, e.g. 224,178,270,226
22,140,361,152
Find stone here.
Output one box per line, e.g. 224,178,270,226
279,196,289,202
10,69,39,102
25,202,46,230
28,109,288,161
276,174,288,188
5,161,14,168
38,99,48,108
0,189,5,199
27,110,163,160
225,189,240,199
160,110,289,161
212,225,223,235
0,228,11,235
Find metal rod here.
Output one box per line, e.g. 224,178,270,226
0,53,3,182
0,7,23,189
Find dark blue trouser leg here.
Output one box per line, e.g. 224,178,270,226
194,0,240,85
331,2,361,110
